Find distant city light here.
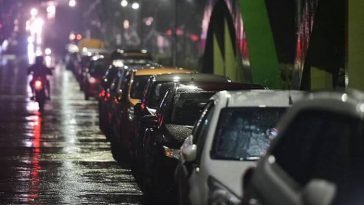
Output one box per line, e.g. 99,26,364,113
47,4,56,19
131,2,140,10
144,17,154,26
30,8,38,17
121,0,128,7
123,20,130,29
76,34,82,40
69,33,76,41
69,0,77,7
45,48,52,55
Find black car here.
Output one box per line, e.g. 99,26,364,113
98,65,127,136
132,73,229,167
83,55,109,100
132,73,262,177
141,81,265,204
98,59,160,136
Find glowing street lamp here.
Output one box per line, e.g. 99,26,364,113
30,8,38,17
131,2,140,10
47,4,56,19
69,0,77,8
121,0,128,7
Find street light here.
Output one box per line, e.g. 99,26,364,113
30,8,38,17
121,0,128,7
131,2,140,10
69,0,77,8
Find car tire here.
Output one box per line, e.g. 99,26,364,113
149,147,177,204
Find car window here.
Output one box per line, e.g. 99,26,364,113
90,60,107,75
110,70,126,93
118,71,131,96
194,102,215,163
192,101,214,144
272,109,361,187
148,83,176,109
130,75,151,99
103,67,117,89
211,107,285,161
168,92,214,125
158,90,174,119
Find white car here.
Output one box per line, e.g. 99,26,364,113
175,90,306,205
242,90,364,205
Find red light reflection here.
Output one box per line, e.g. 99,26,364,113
28,113,42,203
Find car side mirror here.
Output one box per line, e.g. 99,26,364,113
242,167,255,191
182,144,197,162
302,179,336,205
141,115,158,129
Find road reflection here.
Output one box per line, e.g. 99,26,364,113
28,113,42,203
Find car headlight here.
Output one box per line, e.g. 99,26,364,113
208,176,241,205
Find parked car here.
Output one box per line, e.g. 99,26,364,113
98,59,160,136
98,64,125,135
110,49,153,61
109,67,192,164
132,73,263,180
141,83,266,204
75,53,91,89
242,90,364,205
175,90,306,205
83,54,109,100
75,48,109,90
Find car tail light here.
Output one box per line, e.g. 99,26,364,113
89,77,96,84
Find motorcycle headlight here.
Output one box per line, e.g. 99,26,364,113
208,176,241,205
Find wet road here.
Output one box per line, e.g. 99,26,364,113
0,57,143,204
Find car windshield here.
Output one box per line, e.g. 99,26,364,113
211,107,286,161
130,76,151,99
169,92,214,125
90,60,108,76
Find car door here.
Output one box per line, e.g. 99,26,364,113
250,109,359,205
182,101,215,205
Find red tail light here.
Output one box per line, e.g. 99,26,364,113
34,80,43,90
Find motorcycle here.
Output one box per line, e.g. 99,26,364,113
32,78,47,112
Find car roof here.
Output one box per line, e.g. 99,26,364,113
152,73,228,82
111,49,152,60
214,90,307,107
285,89,364,119
134,67,193,76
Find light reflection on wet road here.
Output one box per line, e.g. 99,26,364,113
0,57,143,204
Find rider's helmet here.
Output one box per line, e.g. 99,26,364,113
35,56,44,65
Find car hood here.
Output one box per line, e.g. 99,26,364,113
208,160,256,198
165,124,193,148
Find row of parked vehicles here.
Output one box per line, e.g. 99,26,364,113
68,49,364,205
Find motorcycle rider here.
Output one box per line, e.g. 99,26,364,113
27,56,53,100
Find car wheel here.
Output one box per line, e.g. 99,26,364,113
149,147,176,204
